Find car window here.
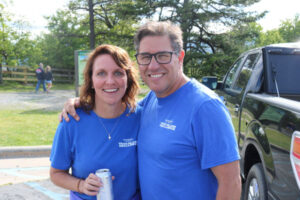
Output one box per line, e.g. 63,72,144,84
224,57,244,89
233,53,259,91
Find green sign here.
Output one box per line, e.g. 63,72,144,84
75,50,91,96
78,50,91,85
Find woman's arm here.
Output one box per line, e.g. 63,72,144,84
50,167,102,196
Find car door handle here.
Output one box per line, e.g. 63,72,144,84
234,105,239,113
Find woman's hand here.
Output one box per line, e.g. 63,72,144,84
80,173,102,196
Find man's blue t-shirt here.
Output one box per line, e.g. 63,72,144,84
138,79,239,200
50,107,141,200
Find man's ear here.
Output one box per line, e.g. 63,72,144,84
178,50,185,64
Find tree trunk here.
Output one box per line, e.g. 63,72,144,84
181,0,190,70
88,0,95,49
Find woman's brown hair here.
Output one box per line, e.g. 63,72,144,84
79,44,139,112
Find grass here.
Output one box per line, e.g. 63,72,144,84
0,109,60,146
0,81,74,92
0,81,149,146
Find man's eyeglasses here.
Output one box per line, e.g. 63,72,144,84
135,51,177,65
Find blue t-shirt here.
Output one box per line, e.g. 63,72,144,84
138,79,239,200
50,107,141,200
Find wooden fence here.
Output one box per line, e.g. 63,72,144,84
0,65,74,84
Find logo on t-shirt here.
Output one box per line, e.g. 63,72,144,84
118,138,137,148
160,119,176,131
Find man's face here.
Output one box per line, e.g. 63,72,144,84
138,35,184,98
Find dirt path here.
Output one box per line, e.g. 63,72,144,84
0,90,76,111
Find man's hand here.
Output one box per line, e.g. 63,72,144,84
59,97,81,122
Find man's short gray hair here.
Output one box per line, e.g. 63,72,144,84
134,21,183,54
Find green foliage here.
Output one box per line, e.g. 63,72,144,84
2,0,300,80
0,4,43,67
279,15,300,42
37,9,89,68
35,0,149,68
256,29,284,46
146,0,266,77
66,0,148,49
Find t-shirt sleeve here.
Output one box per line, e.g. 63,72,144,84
50,120,73,170
192,98,240,170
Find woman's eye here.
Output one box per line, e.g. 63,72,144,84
97,71,106,76
114,71,124,76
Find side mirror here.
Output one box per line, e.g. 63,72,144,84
216,81,223,90
201,76,218,90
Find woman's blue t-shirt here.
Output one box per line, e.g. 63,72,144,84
50,107,141,200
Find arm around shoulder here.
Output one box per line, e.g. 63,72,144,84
59,97,81,122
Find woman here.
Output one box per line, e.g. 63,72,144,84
45,65,53,93
50,44,140,200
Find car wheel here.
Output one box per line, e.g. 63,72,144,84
244,163,267,200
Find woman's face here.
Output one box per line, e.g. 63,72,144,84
92,54,128,107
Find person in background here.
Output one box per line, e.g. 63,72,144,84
61,21,241,200
45,65,53,93
35,63,46,93
50,44,141,200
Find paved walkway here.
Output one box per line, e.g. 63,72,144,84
0,90,76,111
0,157,68,200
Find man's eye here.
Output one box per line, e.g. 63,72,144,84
140,55,151,61
157,53,170,60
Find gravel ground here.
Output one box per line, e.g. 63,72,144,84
0,90,76,111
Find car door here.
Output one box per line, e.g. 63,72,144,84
218,51,261,142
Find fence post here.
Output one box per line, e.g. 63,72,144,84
0,63,2,84
24,67,28,84
68,70,71,83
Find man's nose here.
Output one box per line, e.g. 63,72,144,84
148,56,160,70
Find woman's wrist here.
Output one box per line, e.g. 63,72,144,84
77,179,82,193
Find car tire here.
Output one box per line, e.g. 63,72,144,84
244,163,268,200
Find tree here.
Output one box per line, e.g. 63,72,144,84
0,2,42,67
279,15,300,43
0,3,15,65
38,9,89,68
144,0,266,78
68,0,151,49
257,29,284,46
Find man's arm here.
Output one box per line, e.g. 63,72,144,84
59,97,81,122
211,160,241,200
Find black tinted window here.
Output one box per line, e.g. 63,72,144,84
224,57,243,89
233,53,259,91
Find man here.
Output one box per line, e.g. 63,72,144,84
35,63,46,93
61,21,241,200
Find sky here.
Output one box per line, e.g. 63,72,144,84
2,0,300,36
2,0,69,36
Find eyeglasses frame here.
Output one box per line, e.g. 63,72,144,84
135,51,178,65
